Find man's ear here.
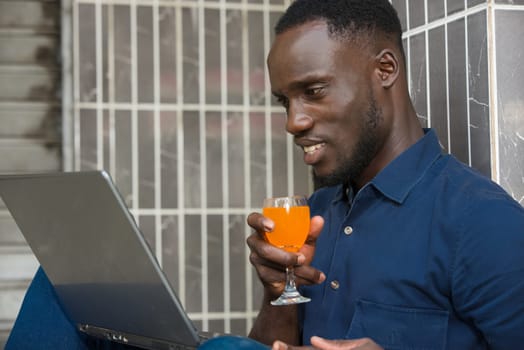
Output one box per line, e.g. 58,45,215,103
375,49,399,89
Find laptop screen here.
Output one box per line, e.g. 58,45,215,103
0,171,202,349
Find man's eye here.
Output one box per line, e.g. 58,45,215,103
305,86,324,97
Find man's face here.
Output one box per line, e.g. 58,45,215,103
267,21,384,187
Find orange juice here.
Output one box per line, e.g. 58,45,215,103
262,205,310,252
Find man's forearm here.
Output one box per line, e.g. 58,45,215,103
248,293,301,346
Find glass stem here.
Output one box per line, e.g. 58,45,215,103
270,265,310,305
284,266,299,294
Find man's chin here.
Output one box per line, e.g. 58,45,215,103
312,170,346,190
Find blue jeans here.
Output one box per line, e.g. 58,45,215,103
6,268,268,350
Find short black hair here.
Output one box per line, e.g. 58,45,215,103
275,0,404,56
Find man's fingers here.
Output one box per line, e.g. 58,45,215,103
249,250,287,274
308,215,325,241
246,212,326,288
247,233,301,267
303,215,324,247
310,337,383,350
299,215,324,265
294,265,326,285
272,340,289,350
247,212,274,233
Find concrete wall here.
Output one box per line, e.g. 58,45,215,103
0,0,61,346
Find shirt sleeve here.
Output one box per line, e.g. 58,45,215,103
451,195,524,349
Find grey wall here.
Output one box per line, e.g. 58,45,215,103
494,5,524,204
393,0,524,204
0,0,61,346
394,0,491,174
65,0,300,337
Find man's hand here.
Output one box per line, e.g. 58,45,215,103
272,337,384,350
246,213,325,298
246,212,325,346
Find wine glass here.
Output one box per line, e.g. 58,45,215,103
262,195,311,305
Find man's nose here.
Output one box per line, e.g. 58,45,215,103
285,102,314,136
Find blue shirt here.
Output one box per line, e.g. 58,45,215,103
300,129,524,350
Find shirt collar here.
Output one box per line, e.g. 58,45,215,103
370,128,443,204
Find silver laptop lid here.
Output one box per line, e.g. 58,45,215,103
0,170,201,349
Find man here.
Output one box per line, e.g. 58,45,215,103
246,0,524,349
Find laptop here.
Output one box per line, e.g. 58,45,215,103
0,170,215,350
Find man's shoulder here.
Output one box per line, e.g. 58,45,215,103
436,155,517,203
433,154,524,227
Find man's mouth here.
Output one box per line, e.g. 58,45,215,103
303,143,326,154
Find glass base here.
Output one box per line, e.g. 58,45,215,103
270,290,311,306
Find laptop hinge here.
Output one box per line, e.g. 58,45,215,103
78,324,197,350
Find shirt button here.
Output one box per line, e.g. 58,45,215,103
344,226,353,235
330,280,340,290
